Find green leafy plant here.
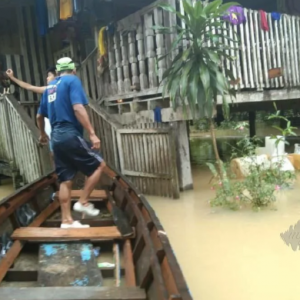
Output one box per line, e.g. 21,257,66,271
267,103,297,150
264,103,297,188
156,0,240,175
208,112,297,211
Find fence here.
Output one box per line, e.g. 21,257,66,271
116,123,179,198
0,95,52,184
101,1,300,107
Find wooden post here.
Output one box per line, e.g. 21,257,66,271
123,240,136,287
249,111,256,137
113,243,120,287
168,124,180,199
136,24,148,90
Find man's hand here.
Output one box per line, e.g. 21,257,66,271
39,133,49,146
6,69,14,78
90,133,100,150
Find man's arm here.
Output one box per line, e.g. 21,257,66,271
6,69,46,94
37,114,46,134
70,77,100,149
73,104,95,135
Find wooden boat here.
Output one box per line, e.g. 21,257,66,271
0,165,192,300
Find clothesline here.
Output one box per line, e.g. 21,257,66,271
223,6,282,32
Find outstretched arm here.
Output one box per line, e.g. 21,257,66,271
6,69,46,94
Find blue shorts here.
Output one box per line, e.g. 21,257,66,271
52,135,104,183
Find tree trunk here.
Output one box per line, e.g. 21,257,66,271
209,118,223,177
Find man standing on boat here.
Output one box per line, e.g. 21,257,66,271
36,57,105,228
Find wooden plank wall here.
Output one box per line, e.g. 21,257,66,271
102,1,300,107
5,5,53,111
103,0,175,103
116,123,179,199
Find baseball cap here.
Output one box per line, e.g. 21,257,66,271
56,57,75,72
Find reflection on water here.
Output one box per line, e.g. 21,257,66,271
148,166,300,300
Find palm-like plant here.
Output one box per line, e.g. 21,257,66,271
156,0,240,172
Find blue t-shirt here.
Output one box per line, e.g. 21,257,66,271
38,75,88,137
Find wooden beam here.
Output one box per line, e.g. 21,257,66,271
0,200,60,282
11,227,135,242
123,239,136,287
43,219,115,228
56,189,107,200
3,269,126,281
0,287,147,300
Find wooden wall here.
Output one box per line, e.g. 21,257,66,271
3,4,53,104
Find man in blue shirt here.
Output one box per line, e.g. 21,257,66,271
37,57,105,229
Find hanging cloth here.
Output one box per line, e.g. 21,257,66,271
46,0,59,28
35,0,48,36
97,27,108,76
222,6,246,25
154,106,162,123
60,0,73,20
98,27,107,57
259,10,269,31
271,12,281,21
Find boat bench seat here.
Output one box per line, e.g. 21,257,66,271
55,190,107,201
11,227,135,242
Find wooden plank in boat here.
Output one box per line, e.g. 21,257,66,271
55,190,107,200
0,287,146,300
38,243,103,287
11,227,135,242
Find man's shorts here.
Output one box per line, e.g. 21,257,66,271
52,135,104,183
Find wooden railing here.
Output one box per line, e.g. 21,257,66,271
86,98,121,170
101,1,300,106
75,49,122,170
0,95,52,184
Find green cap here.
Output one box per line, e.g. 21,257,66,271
56,57,75,72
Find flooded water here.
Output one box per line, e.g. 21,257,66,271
148,166,300,300
0,178,14,199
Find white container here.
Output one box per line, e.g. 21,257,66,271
270,154,295,172
265,136,285,157
294,144,300,154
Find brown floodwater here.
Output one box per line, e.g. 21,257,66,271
148,166,300,300
0,179,14,199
